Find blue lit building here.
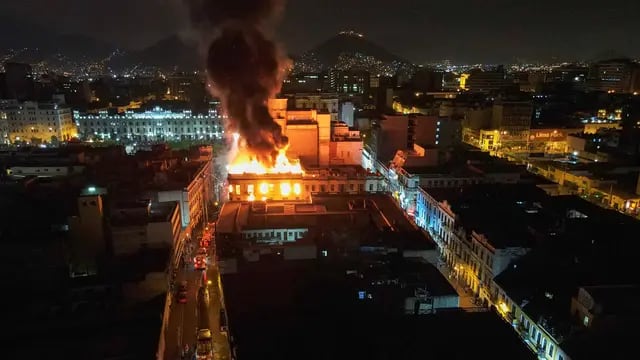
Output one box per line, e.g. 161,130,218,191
74,107,223,141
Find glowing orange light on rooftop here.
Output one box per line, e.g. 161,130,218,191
226,133,303,175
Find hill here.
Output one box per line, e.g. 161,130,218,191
0,16,116,60
133,35,201,70
294,31,414,75
312,31,407,67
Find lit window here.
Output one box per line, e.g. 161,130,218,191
247,184,254,194
259,182,269,194
293,183,301,195
228,184,233,194
280,182,291,196
235,185,240,195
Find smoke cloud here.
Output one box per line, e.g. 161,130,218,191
183,0,289,165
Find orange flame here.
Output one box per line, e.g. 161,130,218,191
227,133,303,175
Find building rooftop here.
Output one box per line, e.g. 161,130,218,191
287,119,317,126
395,258,457,297
110,201,179,227
439,184,550,248
223,257,534,359
494,215,640,341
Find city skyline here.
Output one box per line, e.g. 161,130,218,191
1,0,639,63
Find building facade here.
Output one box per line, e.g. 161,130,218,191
157,160,213,228
267,98,363,168
226,166,385,202
587,58,639,94
74,107,223,141
4,101,76,143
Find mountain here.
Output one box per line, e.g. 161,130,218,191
0,15,116,61
51,34,116,59
130,35,201,70
301,31,411,71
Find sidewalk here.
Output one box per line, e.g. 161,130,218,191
436,263,482,310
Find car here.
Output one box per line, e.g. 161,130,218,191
177,290,188,303
177,282,188,303
197,247,208,255
194,255,207,270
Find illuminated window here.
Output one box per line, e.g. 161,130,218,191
235,185,240,195
281,182,291,196
293,183,301,195
259,183,269,194
247,184,254,194
228,184,233,194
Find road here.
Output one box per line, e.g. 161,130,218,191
368,194,417,232
372,194,485,311
164,224,231,360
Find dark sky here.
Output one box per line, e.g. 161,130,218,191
1,0,639,63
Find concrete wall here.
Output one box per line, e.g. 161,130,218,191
330,140,362,165
158,190,190,227
287,124,319,167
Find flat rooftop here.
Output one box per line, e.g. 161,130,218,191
110,201,179,227
222,258,534,360
217,194,417,234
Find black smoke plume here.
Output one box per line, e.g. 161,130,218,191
184,0,289,165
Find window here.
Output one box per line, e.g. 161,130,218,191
548,344,554,357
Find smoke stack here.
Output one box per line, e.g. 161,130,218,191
184,0,289,165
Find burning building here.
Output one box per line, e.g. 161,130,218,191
224,97,372,202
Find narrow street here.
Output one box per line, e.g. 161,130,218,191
163,219,231,360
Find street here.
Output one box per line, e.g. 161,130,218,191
164,222,231,360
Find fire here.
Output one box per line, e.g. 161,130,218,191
226,133,303,175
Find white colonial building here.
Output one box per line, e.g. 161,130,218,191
74,107,223,141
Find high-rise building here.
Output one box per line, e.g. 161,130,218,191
547,64,589,83
3,100,76,143
329,70,369,95
291,94,339,122
281,72,330,94
466,68,509,93
68,189,106,277
588,58,640,93
491,98,532,150
0,105,8,144
371,114,461,162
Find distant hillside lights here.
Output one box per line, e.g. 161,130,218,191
74,107,223,142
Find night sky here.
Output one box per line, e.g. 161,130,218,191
1,0,639,63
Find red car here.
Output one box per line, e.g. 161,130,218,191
194,255,207,271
